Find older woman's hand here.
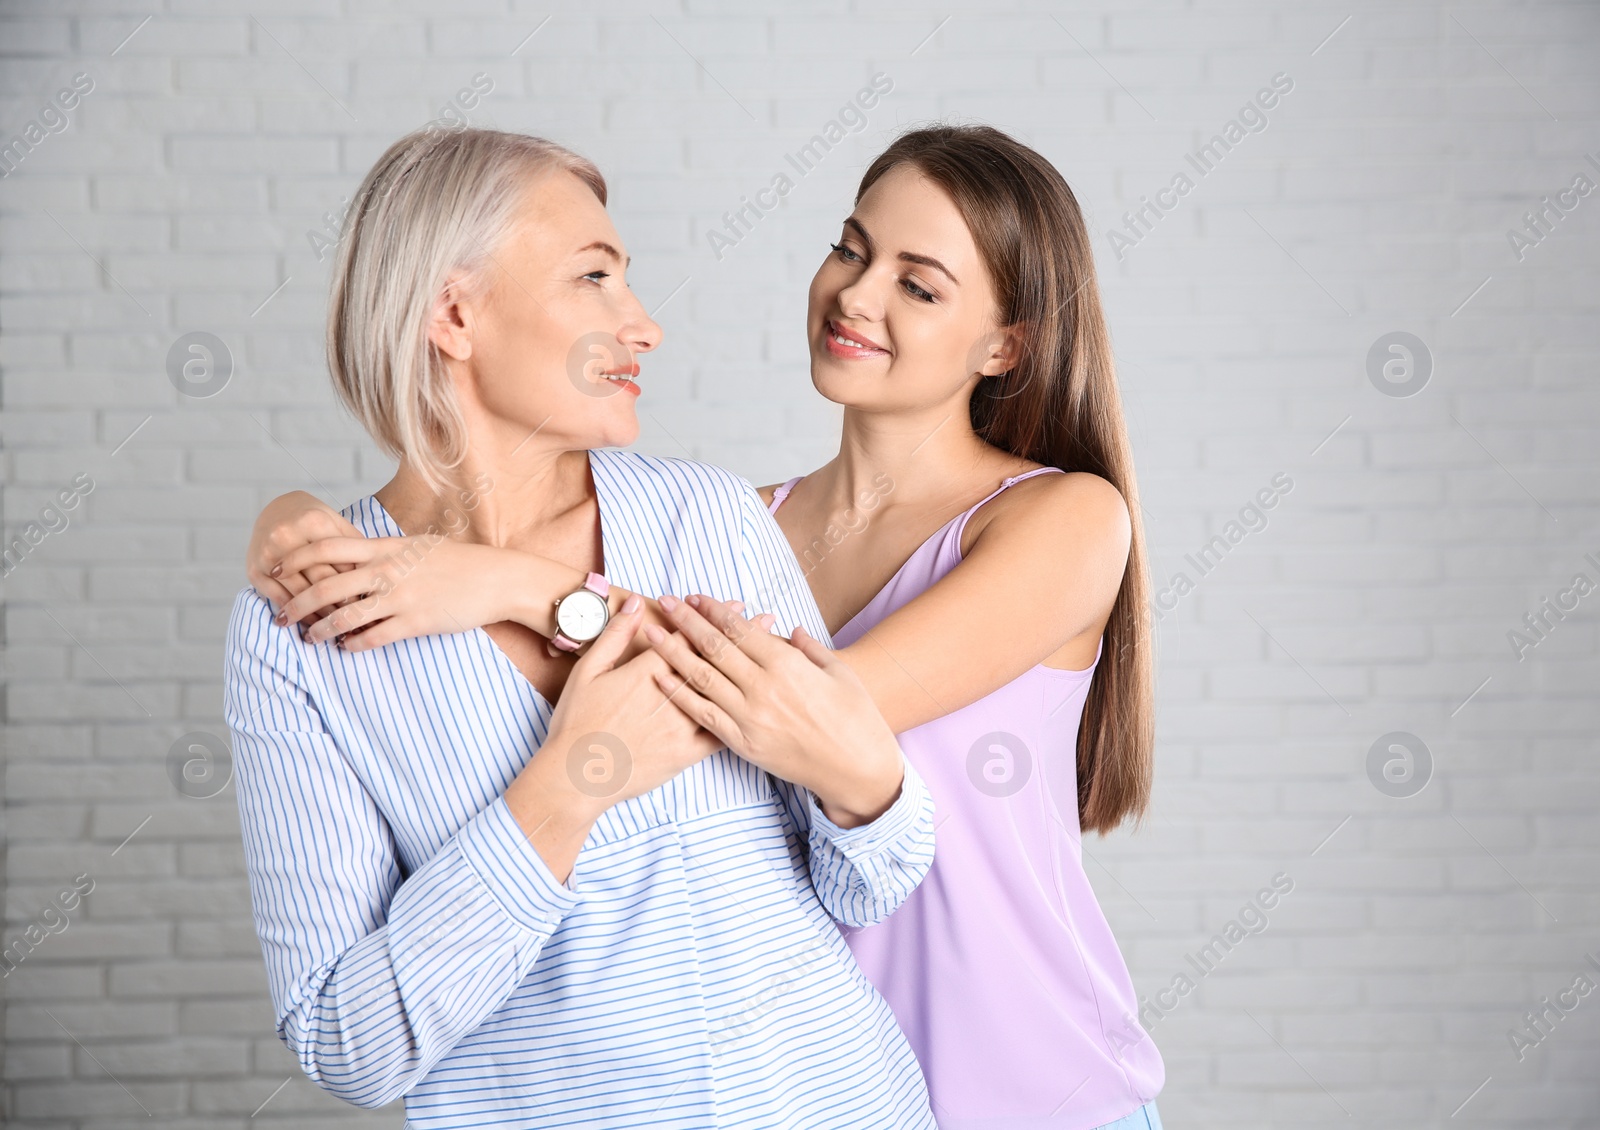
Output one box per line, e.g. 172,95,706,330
507,596,724,880
643,594,906,829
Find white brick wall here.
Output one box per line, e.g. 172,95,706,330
3,1,1597,1126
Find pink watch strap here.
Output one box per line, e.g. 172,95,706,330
552,572,610,653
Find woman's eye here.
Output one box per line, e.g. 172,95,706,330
903,279,935,303
829,242,861,263
583,270,610,283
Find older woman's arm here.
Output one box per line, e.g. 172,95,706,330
226,578,717,1109
224,587,588,1109
225,585,713,1107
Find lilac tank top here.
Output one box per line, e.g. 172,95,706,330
770,470,1164,1128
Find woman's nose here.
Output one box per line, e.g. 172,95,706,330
836,274,885,323
621,292,664,356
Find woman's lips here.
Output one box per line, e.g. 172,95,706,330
600,363,641,396
823,319,889,360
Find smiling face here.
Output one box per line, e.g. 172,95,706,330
432,167,662,453
806,162,1018,416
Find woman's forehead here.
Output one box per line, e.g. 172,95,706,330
513,169,625,261
853,168,977,272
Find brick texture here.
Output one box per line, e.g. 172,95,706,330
3,1,1598,1126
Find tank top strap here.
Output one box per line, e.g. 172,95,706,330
948,466,1068,557
767,476,804,516
990,465,1067,504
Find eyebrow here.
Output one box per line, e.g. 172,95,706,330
576,240,630,267
842,217,959,285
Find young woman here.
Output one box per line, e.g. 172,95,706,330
253,125,1164,1129
225,125,939,1129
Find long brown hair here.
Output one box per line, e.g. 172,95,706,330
856,124,1154,836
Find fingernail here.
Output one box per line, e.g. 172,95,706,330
269,563,282,578
644,625,664,644
659,594,679,611
686,594,701,608
274,610,287,625
622,594,641,614
729,600,745,614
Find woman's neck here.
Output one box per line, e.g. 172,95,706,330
812,404,1021,514
376,445,594,550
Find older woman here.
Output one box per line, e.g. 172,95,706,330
222,127,936,1129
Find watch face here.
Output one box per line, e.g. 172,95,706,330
556,589,609,641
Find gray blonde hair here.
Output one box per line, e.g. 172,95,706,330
326,127,607,496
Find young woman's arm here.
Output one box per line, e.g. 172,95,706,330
251,470,1127,736
245,486,928,848
835,470,1131,733
647,471,1131,738
724,478,935,925
246,491,674,656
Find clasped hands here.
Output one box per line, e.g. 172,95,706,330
253,522,904,829
646,593,906,829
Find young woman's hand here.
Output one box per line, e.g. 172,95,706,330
267,534,530,650
245,491,364,620
643,594,906,828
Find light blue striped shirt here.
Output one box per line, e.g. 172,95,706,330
223,448,937,1129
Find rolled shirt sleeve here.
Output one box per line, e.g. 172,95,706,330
800,751,937,927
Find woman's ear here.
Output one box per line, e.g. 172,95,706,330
973,323,1027,378
427,275,476,362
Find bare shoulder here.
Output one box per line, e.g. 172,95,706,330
963,469,1131,558
755,483,781,507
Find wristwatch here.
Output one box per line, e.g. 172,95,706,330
551,572,611,653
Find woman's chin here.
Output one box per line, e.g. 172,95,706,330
590,410,640,450
808,359,865,409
